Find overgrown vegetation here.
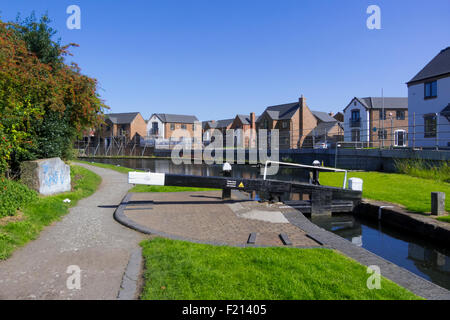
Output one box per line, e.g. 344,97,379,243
0,178,37,218
140,237,420,300
0,165,101,260
321,171,450,213
395,159,450,183
0,13,106,175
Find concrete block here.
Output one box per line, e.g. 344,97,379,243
431,192,446,216
348,178,363,191
21,157,71,196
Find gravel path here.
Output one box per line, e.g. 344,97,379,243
0,163,144,300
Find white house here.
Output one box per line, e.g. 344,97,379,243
407,47,450,148
147,114,165,139
343,97,408,147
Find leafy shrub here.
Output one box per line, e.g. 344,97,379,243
0,178,37,218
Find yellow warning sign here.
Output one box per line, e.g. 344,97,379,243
238,182,244,188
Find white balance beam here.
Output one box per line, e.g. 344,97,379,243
128,172,165,186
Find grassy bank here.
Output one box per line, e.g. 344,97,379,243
0,165,101,260
75,160,218,193
140,237,420,300
437,216,450,223
321,171,449,214
395,159,450,183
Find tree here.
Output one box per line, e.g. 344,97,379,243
0,13,107,175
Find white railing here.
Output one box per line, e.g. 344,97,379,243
263,160,348,189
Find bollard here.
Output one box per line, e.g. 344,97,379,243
222,162,232,200
431,192,446,216
310,160,321,186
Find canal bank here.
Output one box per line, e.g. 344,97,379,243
83,158,450,295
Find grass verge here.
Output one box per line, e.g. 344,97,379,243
437,215,450,223
75,160,218,193
0,165,101,260
140,237,420,300
321,171,450,214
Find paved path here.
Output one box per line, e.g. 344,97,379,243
118,191,320,247
0,163,144,300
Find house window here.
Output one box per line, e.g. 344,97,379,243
351,129,360,142
192,124,195,131
378,129,387,140
170,124,175,130
350,110,360,127
282,121,289,129
424,81,437,99
424,115,437,138
379,110,387,120
396,110,405,120
181,124,187,130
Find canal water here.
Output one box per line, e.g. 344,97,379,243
84,158,450,291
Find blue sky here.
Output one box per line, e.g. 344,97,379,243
1,0,449,121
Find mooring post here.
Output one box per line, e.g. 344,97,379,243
311,160,321,185
431,192,445,216
222,162,232,200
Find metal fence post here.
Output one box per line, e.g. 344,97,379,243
436,112,439,150
413,112,416,149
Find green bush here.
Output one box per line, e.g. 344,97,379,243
0,178,37,218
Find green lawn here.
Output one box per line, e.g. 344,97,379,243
0,165,101,260
437,215,450,223
75,160,218,193
140,237,420,300
320,171,450,214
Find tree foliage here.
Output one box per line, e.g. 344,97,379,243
0,13,107,174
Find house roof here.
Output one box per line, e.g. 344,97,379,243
307,121,340,136
258,102,300,121
105,112,140,124
153,113,199,123
408,47,450,84
216,118,234,128
441,103,450,116
311,111,336,123
345,97,408,112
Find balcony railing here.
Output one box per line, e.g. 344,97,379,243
349,119,361,128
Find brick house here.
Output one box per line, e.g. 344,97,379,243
202,119,234,146
343,97,408,147
147,113,200,141
229,113,258,148
97,112,147,142
256,95,340,149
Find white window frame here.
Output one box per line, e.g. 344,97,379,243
394,129,407,147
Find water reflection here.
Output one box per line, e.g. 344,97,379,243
310,214,450,290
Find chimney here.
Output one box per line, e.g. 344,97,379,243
328,112,334,117
299,94,307,109
250,112,256,129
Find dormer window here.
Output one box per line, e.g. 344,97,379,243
424,81,437,99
